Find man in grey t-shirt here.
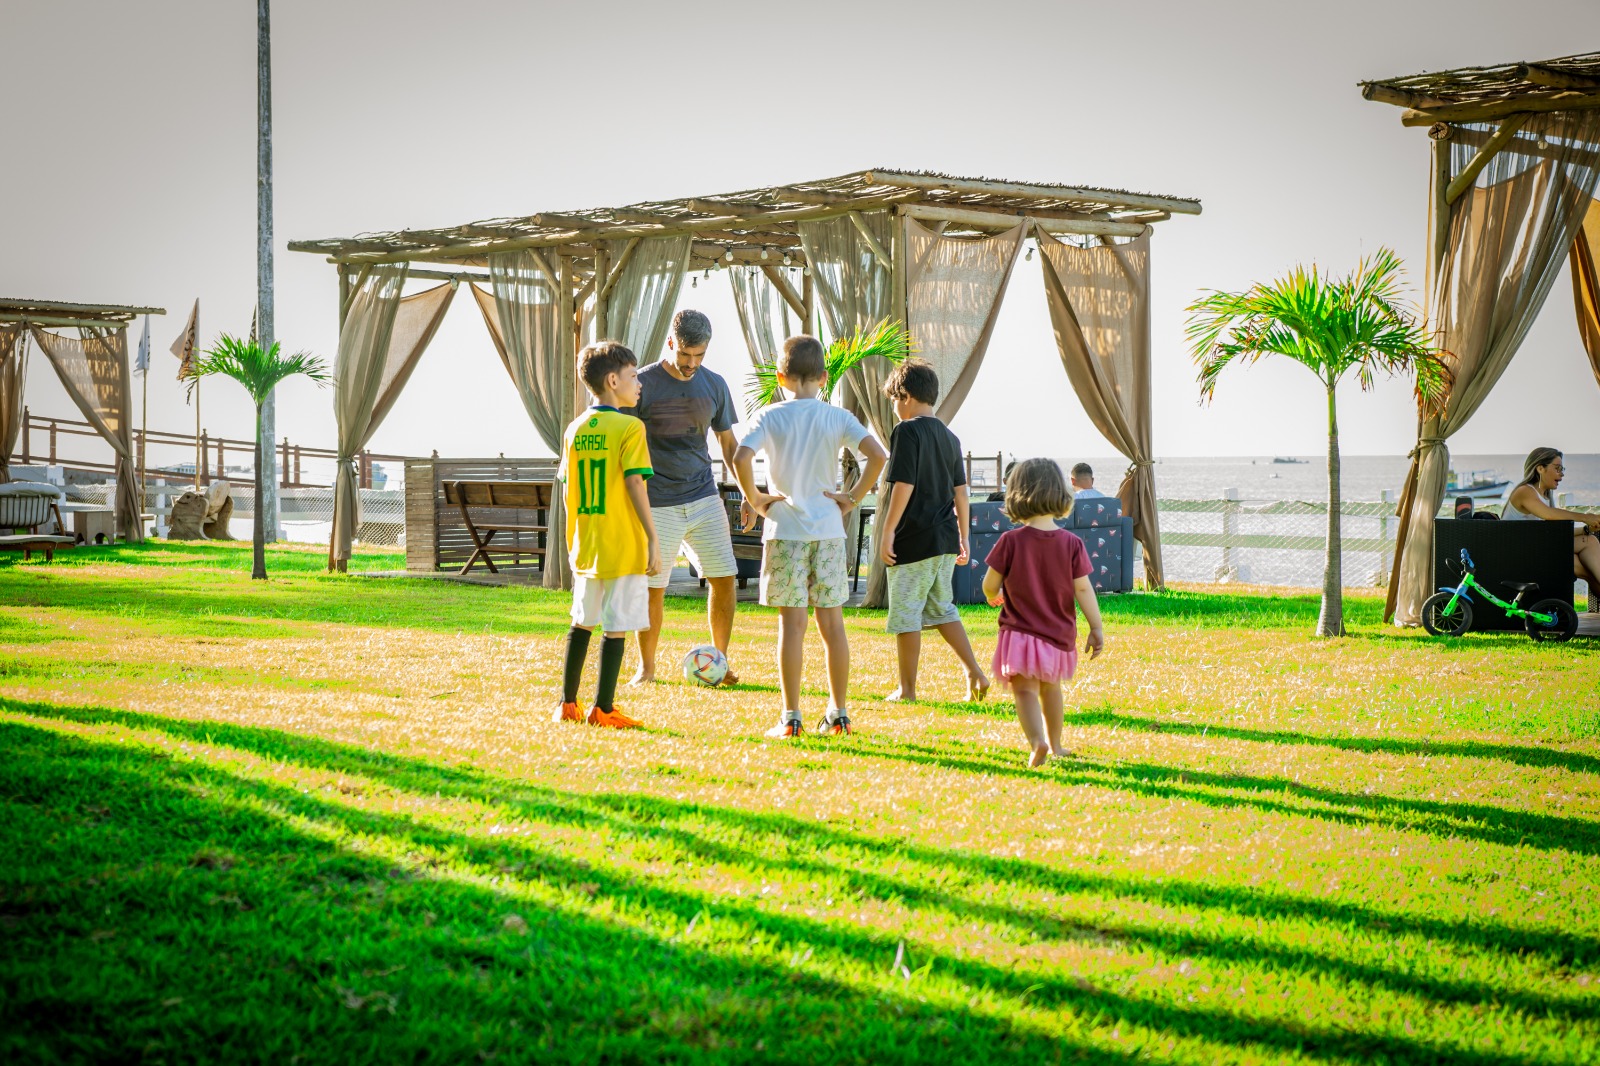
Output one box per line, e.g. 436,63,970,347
621,309,744,685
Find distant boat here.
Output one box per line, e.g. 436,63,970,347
1447,469,1509,499
1271,456,1307,464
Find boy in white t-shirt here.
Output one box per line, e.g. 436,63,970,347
733,335,888,738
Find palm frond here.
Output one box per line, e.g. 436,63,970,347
745,319,915,416
192,333,330,406
1185,247,1443,401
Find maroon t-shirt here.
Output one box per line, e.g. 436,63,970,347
986,526,1092,651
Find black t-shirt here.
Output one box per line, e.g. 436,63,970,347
884,415,966,565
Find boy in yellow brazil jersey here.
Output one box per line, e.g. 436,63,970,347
554,341,662,729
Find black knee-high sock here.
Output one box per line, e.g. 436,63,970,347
562,627,592,704
594,636,626,711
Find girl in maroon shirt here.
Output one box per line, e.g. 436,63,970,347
981,459,1106,767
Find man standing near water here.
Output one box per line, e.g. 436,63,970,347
623,310,744,685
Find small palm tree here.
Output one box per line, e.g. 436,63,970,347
1185,248,1448,637
746,319,915,414
192,334,329,580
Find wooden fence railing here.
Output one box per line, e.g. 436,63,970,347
11,409,407,489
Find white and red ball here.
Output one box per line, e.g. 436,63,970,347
682,645,728,687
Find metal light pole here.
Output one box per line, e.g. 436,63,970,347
256,0,280,540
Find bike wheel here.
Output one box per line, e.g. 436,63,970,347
1422,592,1473,637
1526,598,1578,643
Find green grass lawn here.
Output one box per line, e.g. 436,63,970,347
2,541,1598,1064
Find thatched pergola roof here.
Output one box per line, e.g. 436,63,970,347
288,168,1201,279
0,298,164,331
1361,50,1600,125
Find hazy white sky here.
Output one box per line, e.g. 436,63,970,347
4,0,1599,468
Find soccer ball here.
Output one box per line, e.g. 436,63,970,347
682,645,729,687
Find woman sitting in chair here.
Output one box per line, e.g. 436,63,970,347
1502,447,1600,612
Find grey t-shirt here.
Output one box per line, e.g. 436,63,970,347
622,361,738,507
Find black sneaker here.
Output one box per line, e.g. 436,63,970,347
816,711,851,736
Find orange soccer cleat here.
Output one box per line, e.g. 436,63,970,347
587,705,643,729
553,701,582,723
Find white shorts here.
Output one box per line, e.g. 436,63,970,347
649,493,738,589
571,573,650,632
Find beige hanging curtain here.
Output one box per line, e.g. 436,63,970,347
1391,109,1600,624
906,218,1026,422
1569,197,1600,391
28,325,141,541
331,268,457,571
0,324,26,483
730,266,793,370
601,235,690,362
1037,228,1164,589
798,210,898,438
468,282,513,377
487,249,577,590
799,210,899,606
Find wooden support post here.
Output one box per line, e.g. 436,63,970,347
597,237,640,304
593,244,610,340
216,437,225,481
293,445,302,486
801,269,814,335
49,419,57,463
280,437,290,487
199,431,210,486
21,406,30,463
559,254,579,419
1431,134,1453,288
891,208,908,327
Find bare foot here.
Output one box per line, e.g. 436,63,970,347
627,669,657,687
885,688,914,703
720,667,740,687
967,673,990,702
1051,747,1075,759
1029,743,1051,768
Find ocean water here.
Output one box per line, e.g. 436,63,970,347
1031,454,1600,504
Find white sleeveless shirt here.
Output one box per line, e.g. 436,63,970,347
1501,484,1552,521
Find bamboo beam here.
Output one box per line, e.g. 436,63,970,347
901,203,1149,238
0,299,165,316
4,315,135,330
862,169,1203,215
758,265,806,321
610,207,681,223
1431,135,1453,280
1360,83,1449,110
891,209,908,329
593,244,610,340
691,230,804,247
801,268,814,334
1400,92,1600,125
596,237,641,304
847,211,894,272
1517,63,1600,91
1444,114,1531,204
685,198,763,217
405,267,493,283
527,248,560,285
318,193,921,265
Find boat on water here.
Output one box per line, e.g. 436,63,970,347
1446,469,1509,499
1271,456,1307,464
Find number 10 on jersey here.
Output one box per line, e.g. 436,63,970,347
576,458,607,515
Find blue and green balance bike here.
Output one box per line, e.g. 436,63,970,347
1421,548,1579,642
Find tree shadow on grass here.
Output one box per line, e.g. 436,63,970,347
0,711,1576,1065
1054,709,1600,776
818,734,1600,859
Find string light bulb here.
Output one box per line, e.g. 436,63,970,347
692,275,698,288
782,253,792,266
760,247,770,260
1025,243,1034,261
724,249,734,262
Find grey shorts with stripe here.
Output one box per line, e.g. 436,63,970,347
885,554,961,634
649,494,738,589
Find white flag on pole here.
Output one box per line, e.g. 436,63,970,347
134,314,150,375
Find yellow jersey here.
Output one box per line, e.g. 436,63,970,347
559,407,653,578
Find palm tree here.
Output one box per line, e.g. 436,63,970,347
746,319,914,414
1185,248,1448,637
192,334,328,580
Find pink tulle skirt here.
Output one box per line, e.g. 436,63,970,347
991,629,1078,688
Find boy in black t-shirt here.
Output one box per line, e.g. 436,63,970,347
878,360,991,703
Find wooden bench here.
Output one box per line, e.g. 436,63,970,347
441,480,553,575
0,490,75,562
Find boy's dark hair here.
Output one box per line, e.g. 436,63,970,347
778,335,826,383
1071,462,1094,480
673,309,712,349
882,358,940,406
1005,458,1074,522
579,340,638,393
